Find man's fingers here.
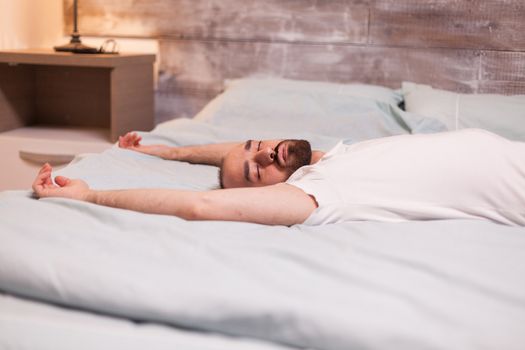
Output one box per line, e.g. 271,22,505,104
33,168,51,195
38,163,51,175
118,132,141,148
119,134,131,147
37,164,55,187
44,172,54,187
32,173,44,192
130,132,140,141
55,176,70,187
33,164,71,199
38,170,50,183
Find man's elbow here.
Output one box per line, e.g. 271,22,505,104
180,200,202,221
176,193,215,221
164,194,206,221
176,193,258,223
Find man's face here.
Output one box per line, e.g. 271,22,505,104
220,139,312,188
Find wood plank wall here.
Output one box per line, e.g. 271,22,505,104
64,0,525,122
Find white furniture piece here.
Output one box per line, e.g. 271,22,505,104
0,127,111,191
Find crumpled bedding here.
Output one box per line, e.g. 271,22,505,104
1,193,524,349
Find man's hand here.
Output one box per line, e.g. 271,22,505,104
118,132,173,159
32,163,91,201
118,132,142,150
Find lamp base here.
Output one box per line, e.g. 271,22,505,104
54,34,98,54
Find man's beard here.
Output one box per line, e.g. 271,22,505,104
275,139,312,175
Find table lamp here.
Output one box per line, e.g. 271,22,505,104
54,0,98,53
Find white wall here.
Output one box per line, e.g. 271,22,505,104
81,36,160,86
0,0,63,50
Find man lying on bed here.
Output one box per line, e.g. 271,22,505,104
32,129,525,226
117,132,325,188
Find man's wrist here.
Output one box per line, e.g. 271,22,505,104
84,190,98,204
167,147,183,160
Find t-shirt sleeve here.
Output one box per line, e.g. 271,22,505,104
286,165,340,225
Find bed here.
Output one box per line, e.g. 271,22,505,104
1,78,524,350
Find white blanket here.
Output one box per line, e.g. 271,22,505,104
0,293,292,350
1,190,524,349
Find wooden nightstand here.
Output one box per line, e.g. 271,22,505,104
0,49,156,190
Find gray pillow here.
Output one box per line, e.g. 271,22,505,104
402,82,525,141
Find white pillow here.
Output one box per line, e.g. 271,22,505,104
187,77,426,143
156,78,445,149
402,82,525,141
193,77,403,127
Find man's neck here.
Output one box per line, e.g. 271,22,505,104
310,151,325,164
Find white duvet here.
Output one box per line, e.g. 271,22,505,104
1,192,525,349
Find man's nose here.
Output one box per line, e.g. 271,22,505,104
254,147,275,166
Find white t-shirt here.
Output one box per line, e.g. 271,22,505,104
287,129,525,226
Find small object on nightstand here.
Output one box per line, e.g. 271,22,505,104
98,39,119,54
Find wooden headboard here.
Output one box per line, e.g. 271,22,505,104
65,0,525,121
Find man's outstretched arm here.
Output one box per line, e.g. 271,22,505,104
33,164,317,226
119,132,237,167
